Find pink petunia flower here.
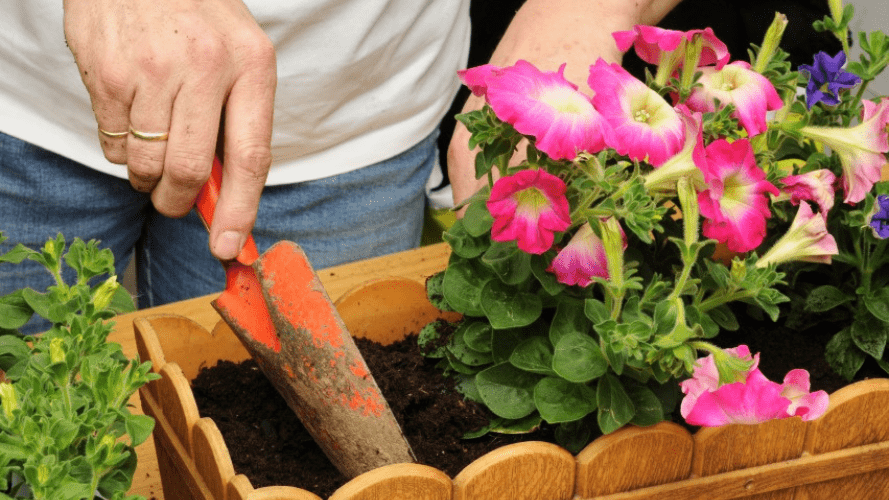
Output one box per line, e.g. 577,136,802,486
613,25,730,70
756,201,838,267
679,345,759,419
798,98,889,204
482,60,610,160
457,64,500,97
681,345,829,426
685,61,783,137
487,169,571,254
697,139,780,253
781,369,830,421
643,105,707,192
547,220,627,287
588,59,685,166
780,169,837,217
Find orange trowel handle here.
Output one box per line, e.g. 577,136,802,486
194,156,260,266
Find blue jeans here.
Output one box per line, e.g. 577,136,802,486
0,131,437,333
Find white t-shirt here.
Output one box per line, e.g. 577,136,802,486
0,1,470,185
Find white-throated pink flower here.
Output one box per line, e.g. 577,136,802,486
681,345,828,426
613,25,729,70
588,59,684,166
487,169,571,254
547,220,627,287
780,169,837,217
457,63,500,97
685,61,783,137
698,139,780,253
643,105,707,192
799,98,889,204
482,60,609,160
756,202,838,267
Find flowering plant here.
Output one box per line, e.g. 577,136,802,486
424,1,889,450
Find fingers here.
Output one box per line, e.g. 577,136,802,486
210,41,276,261
127,74,176,193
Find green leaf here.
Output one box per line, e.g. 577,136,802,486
0,243,35,264
480,280,542,329
864,288,889,322
510,336,556,375
534,376,597,424
596,374,636,434
462,196,494,237
554,419,594,454
418,320,450,358
462,321,493,353
125,414,156,446
708,304,739,331
482,242,532,286
0,291,33,330
489,413,544,434
627,385,664,427
448,323,494,366
490,327,527,364
584,299,610,325
825,327,867,381
443,219,489,259
107,285,136,314
552,331,608,383
851,314,888,361
549,297,588,347
805,285,853,312
476,363,541,419
530,253,564,296
442,259,488,317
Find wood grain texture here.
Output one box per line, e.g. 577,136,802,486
794,378,889,499
575,422,693,497
329,463,451,500
192,417,237,500
453,441,575,500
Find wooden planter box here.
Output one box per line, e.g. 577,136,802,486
134,276,889,500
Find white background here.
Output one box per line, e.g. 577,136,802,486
850,0,889,96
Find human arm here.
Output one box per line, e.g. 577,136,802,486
447,0,683,208
63,0,276,260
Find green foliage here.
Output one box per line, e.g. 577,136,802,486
0,232,156,500
423,4,889,452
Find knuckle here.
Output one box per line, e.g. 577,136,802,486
230,144,272,180
165,153,212,188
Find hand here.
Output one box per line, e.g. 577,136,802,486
63,0,277,260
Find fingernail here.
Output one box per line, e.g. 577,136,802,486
217,231,245,260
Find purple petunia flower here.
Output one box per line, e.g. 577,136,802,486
799,51,862,109
869,194,889,239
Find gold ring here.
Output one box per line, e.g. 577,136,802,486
129,126,169,142
99,128,128,138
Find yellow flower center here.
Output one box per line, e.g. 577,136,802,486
634,109,652,123
540,87,590,115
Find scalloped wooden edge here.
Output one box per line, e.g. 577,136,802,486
135,278,889,500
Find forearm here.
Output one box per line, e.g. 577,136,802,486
480,0,681,96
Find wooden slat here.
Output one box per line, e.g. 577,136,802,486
141,383,217,500
192,417,237,500
575,422,693,497
227,474,255,500
334,277,461,346
794,378,889,499
155,362,201,455
692,417,807,499
329,463,451,500
248,486,325,500
453,441,574,500
586,438,889,500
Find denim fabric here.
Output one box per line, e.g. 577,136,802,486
0,131,437,333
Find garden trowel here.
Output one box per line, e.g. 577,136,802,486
194,157,416,478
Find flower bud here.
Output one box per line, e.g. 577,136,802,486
0,383,18,420
92,276,120,311
754,13,788,74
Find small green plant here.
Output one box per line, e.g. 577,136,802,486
0,232,159,500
